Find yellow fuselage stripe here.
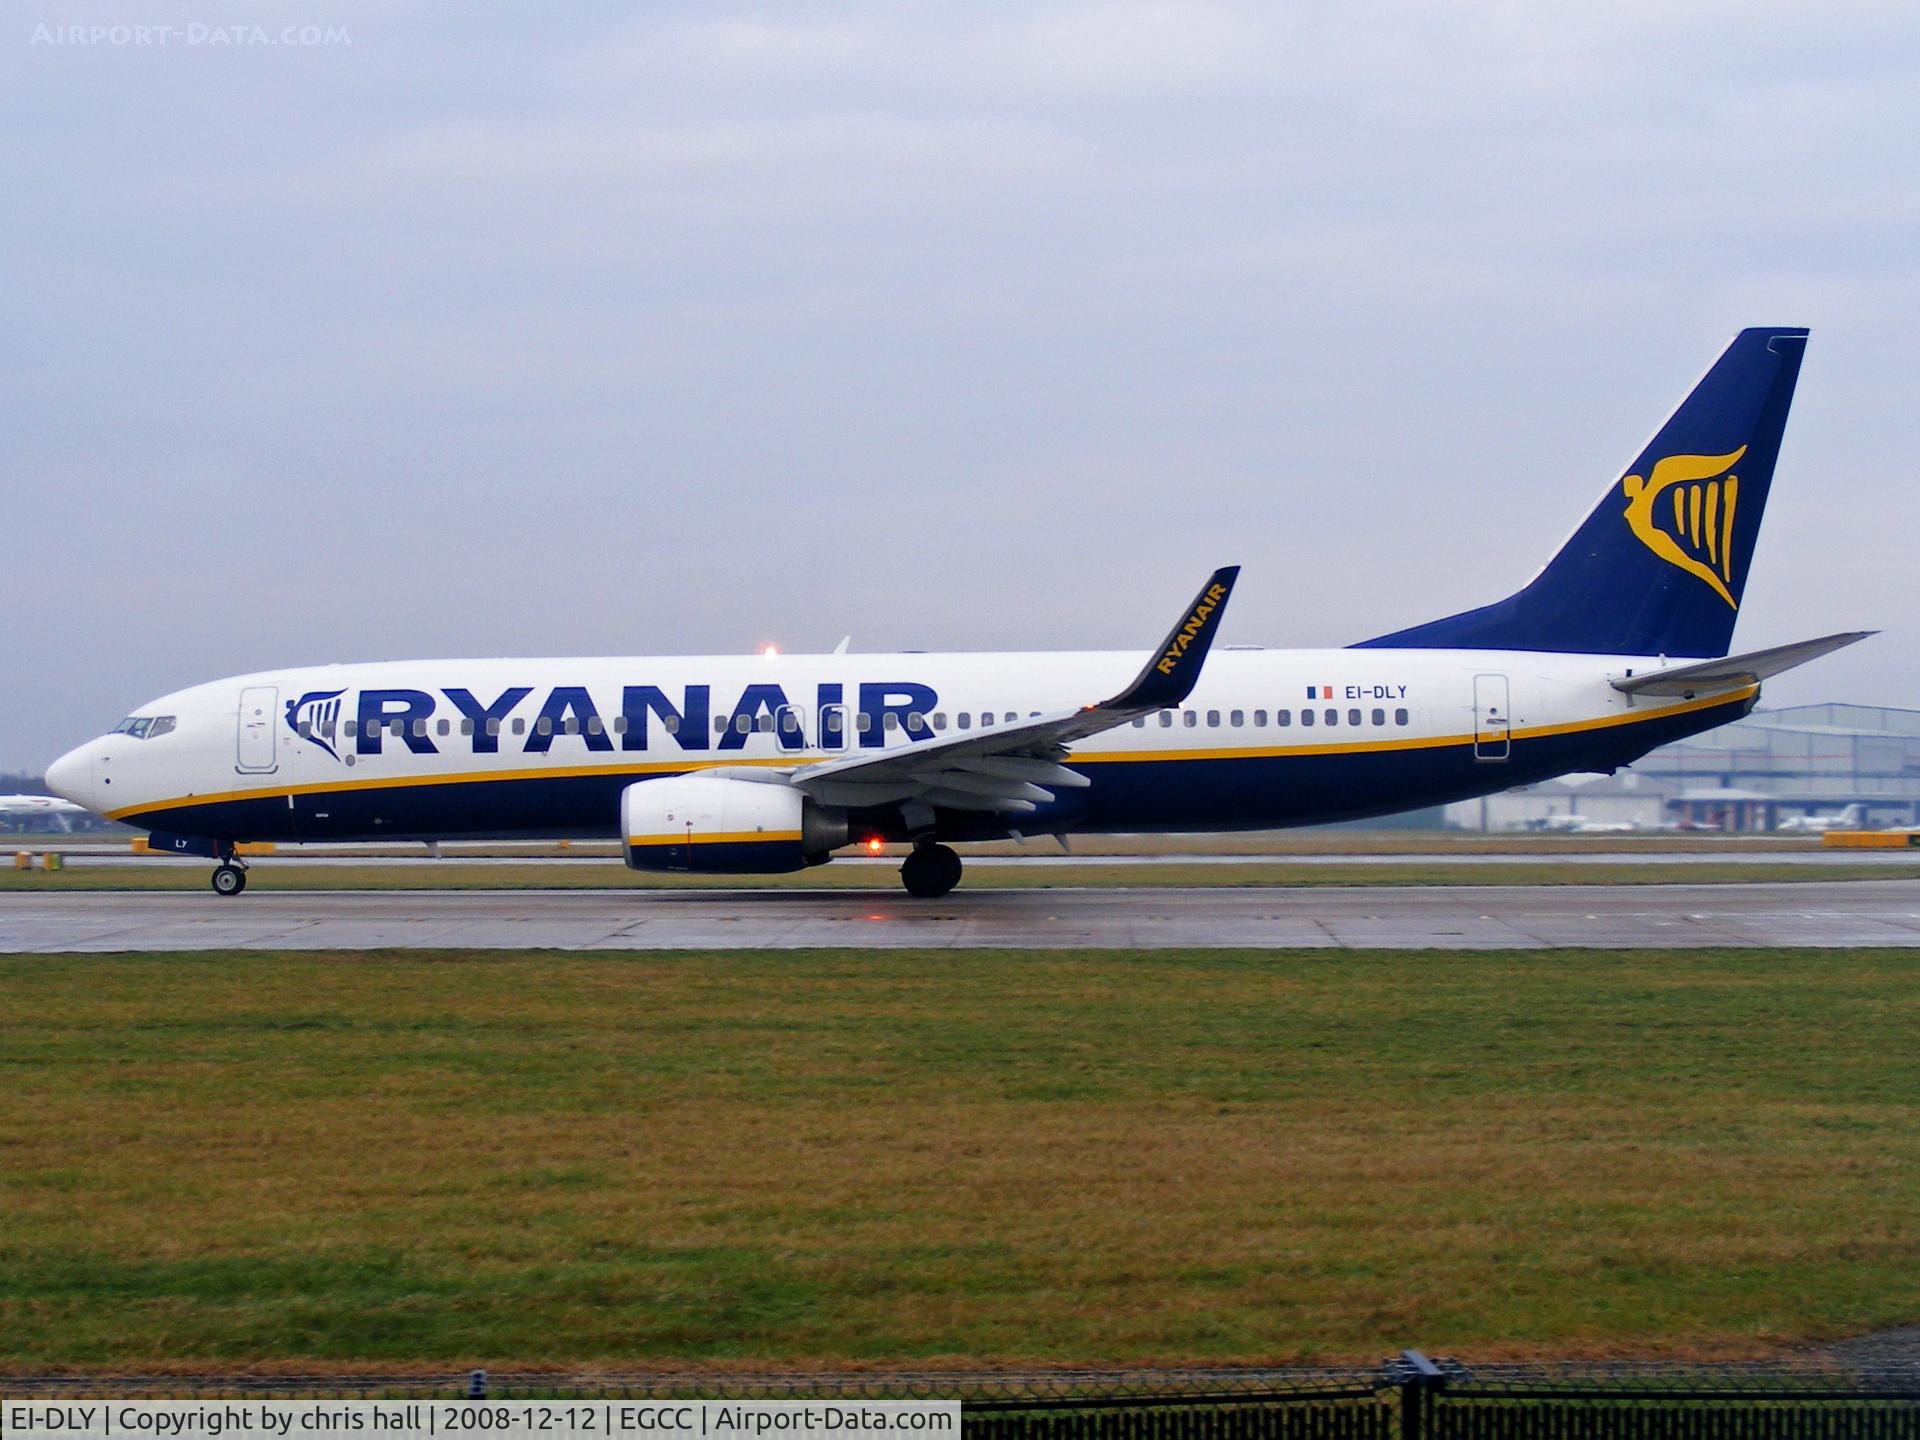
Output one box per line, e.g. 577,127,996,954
110,686,1754,823
627,831,803,847
1075,685,1753,763
107,754,796,822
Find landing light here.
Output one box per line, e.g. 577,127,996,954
865,837,884,853
761,643,780,658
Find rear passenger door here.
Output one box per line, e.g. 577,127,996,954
1473,673,1510,761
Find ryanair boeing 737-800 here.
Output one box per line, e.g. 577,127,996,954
45,328,1869,897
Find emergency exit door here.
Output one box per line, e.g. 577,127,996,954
1473,673,1510,762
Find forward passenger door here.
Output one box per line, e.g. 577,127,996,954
237,685,278,773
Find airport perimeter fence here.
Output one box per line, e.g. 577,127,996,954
5,1356,1920,1440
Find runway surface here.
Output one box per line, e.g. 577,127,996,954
7,879,1920,950
48,848,1920,868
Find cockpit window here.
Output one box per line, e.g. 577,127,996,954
111,715,176,739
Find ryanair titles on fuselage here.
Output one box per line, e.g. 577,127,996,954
288,682,944,764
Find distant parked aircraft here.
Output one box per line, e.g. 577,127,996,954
0,794,86,833
1527,815,1649,835
1775,803,1866,834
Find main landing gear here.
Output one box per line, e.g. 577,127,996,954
211,860,248,897
900,842,962,899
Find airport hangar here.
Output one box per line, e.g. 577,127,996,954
1449,702,1920,833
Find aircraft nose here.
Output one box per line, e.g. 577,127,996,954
45,743,96,811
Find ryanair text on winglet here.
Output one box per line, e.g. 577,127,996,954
1155,583,1228,675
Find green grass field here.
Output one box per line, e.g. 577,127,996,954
2,947,1917,1370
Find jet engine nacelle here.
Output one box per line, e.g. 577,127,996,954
621,774,845,873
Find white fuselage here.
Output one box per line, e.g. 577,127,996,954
47,646,1755,846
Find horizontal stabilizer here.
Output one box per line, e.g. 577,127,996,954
1610,631,1873,697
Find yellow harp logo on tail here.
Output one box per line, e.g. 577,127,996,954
1621,446,1747,609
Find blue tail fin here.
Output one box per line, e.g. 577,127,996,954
1355,327,1809,658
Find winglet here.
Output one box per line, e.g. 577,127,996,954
1099,566,1241,713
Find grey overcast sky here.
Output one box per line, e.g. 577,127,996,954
3,1,1917,771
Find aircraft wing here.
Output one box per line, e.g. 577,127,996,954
786,566,1239,815
1610,631,1874,698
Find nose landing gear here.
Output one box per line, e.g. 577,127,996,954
211,860,248,897
900,842,962,899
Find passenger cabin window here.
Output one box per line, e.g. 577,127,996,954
714,716,728,734
1230,709,1244,727
1372,708,1386,726
662,715,679,734
1395,708,1410,726
1348,709,1362,727
460,718,475,736
536,717,553,737
1005,712,1017,724
1277,709,1291,726
1132,716,1145,727
437,718,451,737
612,716,627,735
907,713,927,734
959,713,972,731
587,716,604,736
512,718,526,735
1206,710,1221,727
486,718,501,737
1158,711,1173,727
1300,709,1314,727
344,719,359,738
1183,710,1197,728
1254,709,1268,726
